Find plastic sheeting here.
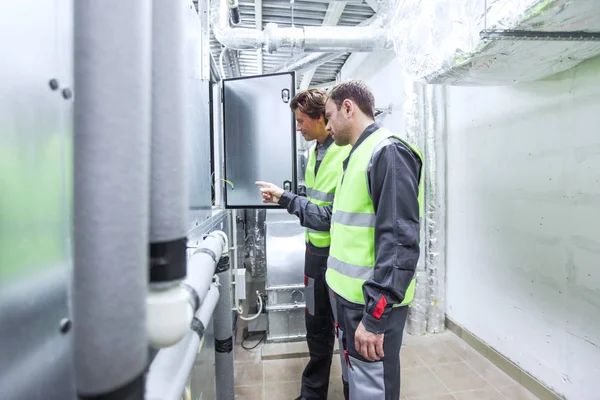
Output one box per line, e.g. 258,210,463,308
390,0,600,85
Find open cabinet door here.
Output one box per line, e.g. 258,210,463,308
222,72,296,208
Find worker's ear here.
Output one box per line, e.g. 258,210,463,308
342,99,353,117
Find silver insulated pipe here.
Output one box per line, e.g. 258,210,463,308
149,0,189,286
73,0,151,397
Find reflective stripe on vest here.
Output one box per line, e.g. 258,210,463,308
325,128,423,306
304,141,351,248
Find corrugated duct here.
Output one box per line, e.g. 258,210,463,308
390,0,600,85
402,83,447,336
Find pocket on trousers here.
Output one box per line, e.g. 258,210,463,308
305,276,315,316
347,355,385,400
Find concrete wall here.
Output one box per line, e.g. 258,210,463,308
339,52,600,399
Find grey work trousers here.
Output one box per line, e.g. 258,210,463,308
330,290,408,400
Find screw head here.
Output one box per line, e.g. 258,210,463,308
60,318,72,334
62,88,73,100
49,79,59,91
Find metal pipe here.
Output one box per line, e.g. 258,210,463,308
73,0,151,397
211,0,398,53
149,0,189,285
146,281,221,400
214,254,235,400
274,52,345,74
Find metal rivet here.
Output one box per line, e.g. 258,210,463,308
49,79,59,91
62,88,73,100
60,318,72,334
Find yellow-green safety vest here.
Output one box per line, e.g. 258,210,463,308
325,127,424,306
304,141,351,248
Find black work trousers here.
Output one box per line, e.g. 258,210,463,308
301,247,336,400
330,290,408,400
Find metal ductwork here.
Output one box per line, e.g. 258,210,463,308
211,0,397,54
271,14,385,74
390,0,600,85
274,52,346,74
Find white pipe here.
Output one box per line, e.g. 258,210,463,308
236,290,263,321
146,281,221,400
147,231,227,348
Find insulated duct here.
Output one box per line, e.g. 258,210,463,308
390,0,600,85
245,209,266,278
403,81,447,335
150,0,189,285
271,14,385,74
423,85,446,334
211,0,398,54
73,0,151,396
403,81,427,336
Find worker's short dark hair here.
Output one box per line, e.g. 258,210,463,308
327,79,375,120
290,89,328,121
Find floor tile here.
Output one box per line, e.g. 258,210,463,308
444,340,486,363
431,362,488,393
453,385,507,400
234,360,264,387
411,341,463,367
328,378,345,400
401,346,426,369
261,341,309,360
401,367,451,398
263,381,301,399
403,332,441,346
235,345,262,362
436,331,462,343
409,394,457,400
234,384,263,400
498,385,540,400
263,358,305,384
468,357,518,388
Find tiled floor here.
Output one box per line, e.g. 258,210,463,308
233,328,541,400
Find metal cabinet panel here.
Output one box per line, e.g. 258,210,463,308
187,4,212,211
0,0,75,399
222,72,297,208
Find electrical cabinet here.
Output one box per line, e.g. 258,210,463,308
222,72,297,208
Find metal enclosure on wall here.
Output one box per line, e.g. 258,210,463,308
222,72,297,208
0,1,75,399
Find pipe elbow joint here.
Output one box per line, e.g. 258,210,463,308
210,230,229,257
147,286,194,348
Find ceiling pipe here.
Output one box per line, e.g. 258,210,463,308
210,0,398,54
272,13,385,74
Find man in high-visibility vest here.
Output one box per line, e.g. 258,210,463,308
289,89,351,400
257,79,422,400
